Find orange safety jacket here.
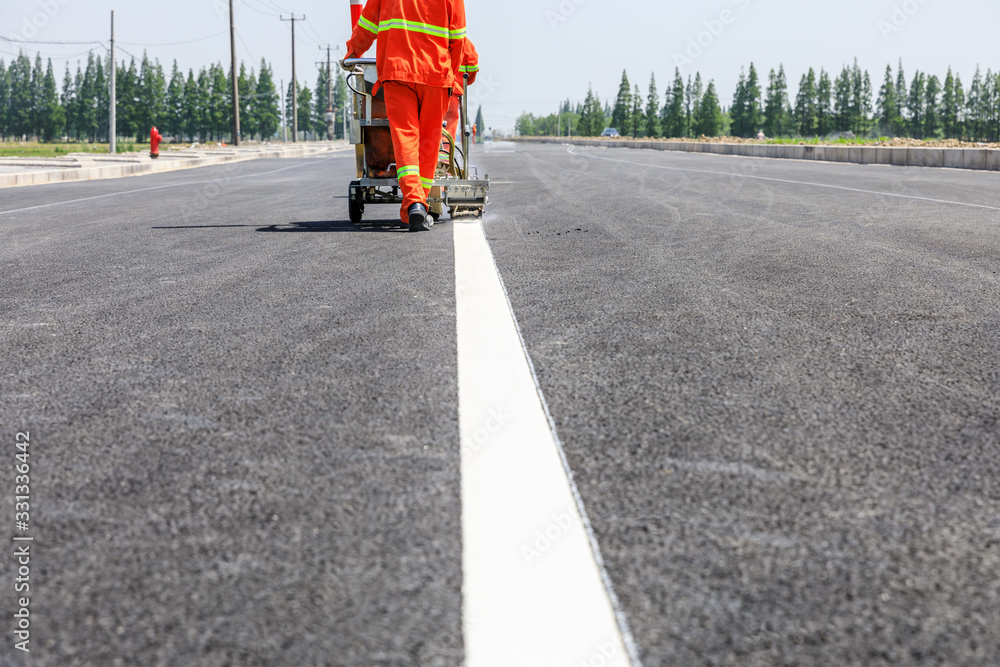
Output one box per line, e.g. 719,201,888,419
459,38,478,87
346,0,467,90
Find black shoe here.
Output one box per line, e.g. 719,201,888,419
408,203,432,231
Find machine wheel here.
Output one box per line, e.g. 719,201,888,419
348,183,364,224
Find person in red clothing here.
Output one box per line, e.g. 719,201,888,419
443,38,478,147
344,0,467,231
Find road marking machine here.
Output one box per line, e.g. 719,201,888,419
343,58,490,225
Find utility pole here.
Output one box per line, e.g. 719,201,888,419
109,10,116,154
280,78,287,142
281,14,303,142
229,0,240,145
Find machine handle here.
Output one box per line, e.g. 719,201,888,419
343,57,376,67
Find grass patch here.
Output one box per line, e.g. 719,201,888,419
0,142,154,158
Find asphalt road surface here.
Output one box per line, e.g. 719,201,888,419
2,143,998,666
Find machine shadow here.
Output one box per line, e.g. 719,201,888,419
256,219,412,233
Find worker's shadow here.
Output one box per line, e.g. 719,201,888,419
256,219,407,233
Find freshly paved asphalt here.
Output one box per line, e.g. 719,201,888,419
3,157,463,666
2,143,999,665
481,143,1000,666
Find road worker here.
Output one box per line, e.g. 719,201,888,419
430,37,477,221
344,0,467,231
443,38,478,146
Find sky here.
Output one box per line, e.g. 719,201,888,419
2,0,999,132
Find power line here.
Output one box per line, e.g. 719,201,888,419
0,35,102,46
234,27,258,65
302,18,327,47
258,0,294,15
241,0,283,18
118,31,228,47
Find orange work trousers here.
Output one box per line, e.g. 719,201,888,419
383,81,450,224
444,95,461,147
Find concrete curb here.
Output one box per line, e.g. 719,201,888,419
0,143,350,189
511,137,1000,172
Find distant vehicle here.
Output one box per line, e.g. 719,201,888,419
600,128,621,137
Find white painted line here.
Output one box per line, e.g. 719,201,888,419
454,220,640,667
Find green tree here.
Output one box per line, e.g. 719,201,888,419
285,80,296,137
730,64,761,138
794,68,818,136
908,70,926,137
663,68,686,137
860,70,874,135
116,58,140,141
9,52,33,138
693,80,722,137
610,70,632,135
475,105,484,142
314,64,331,139
849,59,867,134
631,83,642,137
833,66,852,133
644,73,660,138
39,59,65,141
0,59,8,140
134,52,165,140
763,66,789,137
577,84,600,137
876,64,901,136
953,74,965,140
296,83,313,138
210,63,229,140
61,63,76,139
729,68,747,137
242,67,257,140
744,63,762,136
940,67,959,139
332,69,348,139
816,68,833,136
514,112,536,136
895,60,907,128
987,69,1000,142
30,54,44,137
193,68,211,140
165,61,185,140
686,73,703,137
95,54,109,142
924,74,941,138
254,59,280,141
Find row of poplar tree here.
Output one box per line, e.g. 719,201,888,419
0,50,350,143
516,60,1000,142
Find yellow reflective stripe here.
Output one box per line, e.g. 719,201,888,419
397,165,420,178
460,65,479,73
420,176,434,188
379,19,447,39
358,16,378,35
375,19,466,40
